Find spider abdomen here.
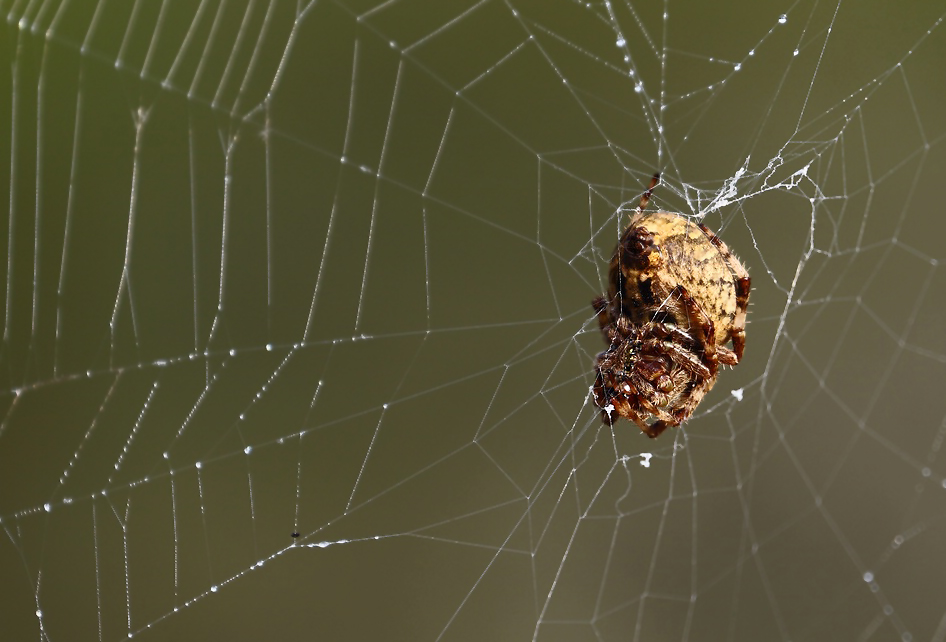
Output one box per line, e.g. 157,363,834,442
613,211,746,349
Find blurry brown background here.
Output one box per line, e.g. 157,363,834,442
0,1,944,640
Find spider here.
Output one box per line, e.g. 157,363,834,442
591,174,750,438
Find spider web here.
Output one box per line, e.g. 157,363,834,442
1,0,945,640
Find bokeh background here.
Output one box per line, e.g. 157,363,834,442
1,1,945,640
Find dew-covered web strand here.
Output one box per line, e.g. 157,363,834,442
29,19,51,365
354,57,404,331
2,28,22,352
53,63,84,379
303,35,358,342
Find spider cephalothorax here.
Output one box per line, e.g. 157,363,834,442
591,174,750,438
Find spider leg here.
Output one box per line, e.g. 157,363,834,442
608,401,654,437
594,375,651,433
670,285,715,346
592,296,610,334
648,323,698,345
593,352,677,437
641,420,671,439
628,364,677,439
729,324,746,363
665,284,718,375
633,173,660,219
628,371,678,425
730,273,750,362
717,345,738,367
642,333,712,379
646,374,717,439
619,387,674,438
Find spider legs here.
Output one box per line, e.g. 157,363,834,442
593,370,675,439
641,330,711,380
592,339,680,436
729,275,750,362
591,276,726,439
592,295,608,324
664,284,718,376
641,420,671,439
717,346,738,366
634,173,660,218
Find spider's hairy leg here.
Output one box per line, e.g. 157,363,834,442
668,284,718,374
602,389,669,439
642,326,712,379
634,353,676,395
592,295,610,334
717,346,738,366
611,367,677,439
592,351,674,435
730,274,751,362
598,393,650,431
629,373,677,424
593,368,646,428
641,420,670,439
652,338,712,379
633,173,661,218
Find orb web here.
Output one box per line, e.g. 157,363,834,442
1,1,944,640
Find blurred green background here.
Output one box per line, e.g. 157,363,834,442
1,1,944,640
